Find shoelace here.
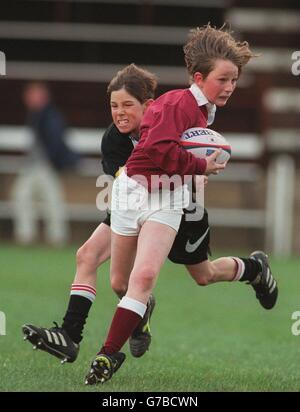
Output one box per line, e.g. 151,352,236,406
49,321,63,332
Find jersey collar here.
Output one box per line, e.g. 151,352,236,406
189,83,216,126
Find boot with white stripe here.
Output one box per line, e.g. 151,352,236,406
248,251,278,310
22,322,79,363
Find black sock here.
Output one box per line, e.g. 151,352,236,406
62,295,93,344
238,257,262,282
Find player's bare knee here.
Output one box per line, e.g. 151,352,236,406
76,242,103,269
110,277,127,298
133,267,157,291
196,276,211,286
76,244,94,267
195,266,215,286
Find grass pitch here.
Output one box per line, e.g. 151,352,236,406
0,244,299,392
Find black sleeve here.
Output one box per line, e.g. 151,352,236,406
101,123,134,177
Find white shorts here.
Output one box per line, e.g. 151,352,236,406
111,171,189,236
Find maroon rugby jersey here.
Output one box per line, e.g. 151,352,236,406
126,88,208,189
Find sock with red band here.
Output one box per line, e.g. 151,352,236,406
62,283,96,344
232,257,262,282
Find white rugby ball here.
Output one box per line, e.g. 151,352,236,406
180,127,231,164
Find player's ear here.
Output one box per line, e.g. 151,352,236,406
193,72,205,87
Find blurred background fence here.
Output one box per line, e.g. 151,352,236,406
0,0,299,255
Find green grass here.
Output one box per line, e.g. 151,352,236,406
0,244,299,392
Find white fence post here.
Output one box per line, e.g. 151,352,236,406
266,155,295,256
0,51,6,75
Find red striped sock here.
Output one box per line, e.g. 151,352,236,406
70,283,96,302
231,258,245,281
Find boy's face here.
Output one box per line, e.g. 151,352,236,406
110,88,150,136
194,59,239,107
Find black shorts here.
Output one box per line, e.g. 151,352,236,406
102,212,111,227
168,208,210,265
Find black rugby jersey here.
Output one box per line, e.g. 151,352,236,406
101,123,134,177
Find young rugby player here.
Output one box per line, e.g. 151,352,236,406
85,25,278,385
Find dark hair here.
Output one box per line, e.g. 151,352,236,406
184,23,257,80
107,63,157,103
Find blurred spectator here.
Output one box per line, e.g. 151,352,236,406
11,82,80,246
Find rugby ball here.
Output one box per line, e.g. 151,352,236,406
180,127,231,164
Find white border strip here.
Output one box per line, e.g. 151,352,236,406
5,61,190,84
28,0,225,7
0,21,189,45
226,8,300,32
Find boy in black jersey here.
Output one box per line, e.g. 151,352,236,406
22,64,158,362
